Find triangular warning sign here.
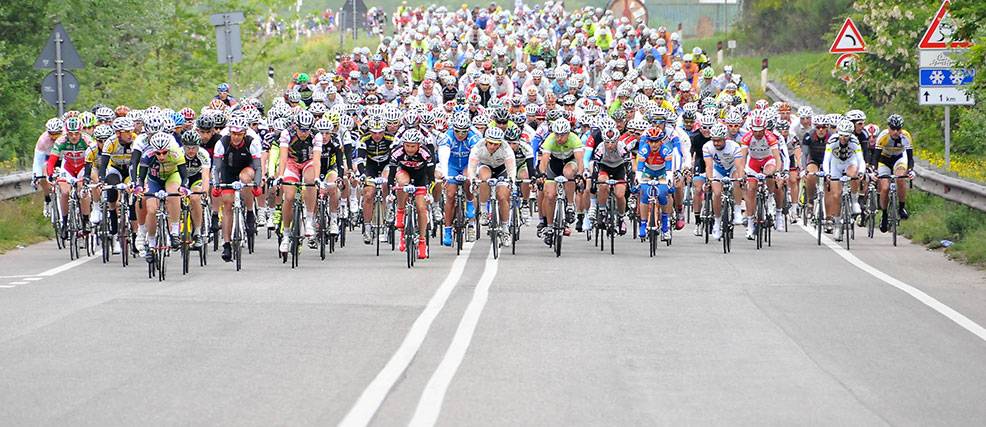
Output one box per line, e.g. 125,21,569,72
919,0,973,50
829,18,867,54
33,23,84,70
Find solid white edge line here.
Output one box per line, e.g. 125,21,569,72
338,242,475,427
37,255,95,276
9,281,29,285
798,222,986,342
410,251,499,427
0,285,16,288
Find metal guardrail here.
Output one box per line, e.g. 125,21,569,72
1,87,267,202
764,81,986,213
0,172,35,201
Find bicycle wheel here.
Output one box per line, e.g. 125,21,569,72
406,204,415,268
890,192,899,247
490,201,499,260
234,212,244,271
157,216,168,281
182,214,191,276
120,214,130,267
816,202,824,246
866,190,877,239
319,203,327,260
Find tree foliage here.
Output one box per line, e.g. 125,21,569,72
736,0,853,53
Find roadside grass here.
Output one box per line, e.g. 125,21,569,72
899,190,986,268
0,193,53,253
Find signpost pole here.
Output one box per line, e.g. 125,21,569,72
55,31,64,117
944,106,951,170
224,14,234,84
352,0,357,41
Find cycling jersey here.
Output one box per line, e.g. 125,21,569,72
802,130,830,165
100,135,135,168
357,133,396,163
702,140,743,178
467,142,517,180
388,145,435,187
47,134,94,176
279,129,322,163
139,144,186,184
874,129,913,170
636,138,674,178
184,148,212,179
740,131,779,160
540,132,584,160
438,128,481,177
823,135,865,179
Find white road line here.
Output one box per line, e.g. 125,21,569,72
23,278,42,281
410,251,499,427
339,242,475,427
37,255,95,277
9,281,28,285
798,222,986,342
0,285,16,288
0,275,33,279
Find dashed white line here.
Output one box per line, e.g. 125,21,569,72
9,281,28,285
23,277,42,281
0,285,16,288
339,242,475,427
410,251,499,427
799,222,986,342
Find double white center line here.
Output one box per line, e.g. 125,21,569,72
340,244,501,427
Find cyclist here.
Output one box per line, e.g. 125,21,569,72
315,116,352,241
775,120,803,223
389,129,434,259
96,117,137,254
634,125,675,241
438,113,481,246
801,114,830,221
538,118,585,245
180,130,211,248
466,127,517,246
872,114,914,232
35,118,64,214
703,123,744,241
689,115,714,235
136,132,188,261
356,116,396,244
211,117,263,262
589,126,631,235
823,120,865,241
739,110,782,239
274,110,320,253
46,117,95,239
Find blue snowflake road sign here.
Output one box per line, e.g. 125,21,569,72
919,68,975,86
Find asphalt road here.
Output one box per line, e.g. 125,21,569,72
1,217,985,426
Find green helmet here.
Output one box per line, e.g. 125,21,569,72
79,111,97,128
297,73,310,84
702,67,715,79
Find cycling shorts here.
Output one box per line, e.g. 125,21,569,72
546,156,576,179
745,156,776,175
284,158,316,183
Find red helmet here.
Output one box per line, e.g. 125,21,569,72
750,113,767,132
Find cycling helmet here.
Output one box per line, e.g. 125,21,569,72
485,126,505,143
161,116,176,133
196,115,215,131
402,111,420,128
627,118,649,132
845,110,866,122
144,114,164,133
149,132,173,151
754,99,769,110
491,107,510,123
887,114,904,129
213,112,228,129
368,117,386,132
724,112,743,125
749,112,767,131
812,115,828,127
710,123,727,139
45,118,64,134
271,118,289,132
451,113,470,130
401,128,424,145
95,107,115,122
309,102,327,116
339,115,354,131
228,116,249,132
775,120,790,131
181,129,201,146
297,73,311,84
512,113,527,127
112,117,134,133
114,105,131,117
472,114,489,127
217,82,231,93
295,110,315,130
179,107,196,121
601,127,620,142
551,118,571,134
287,91,302,104
315,118,334,133
797,106,813,117
170,112,185,127
420,111,436,126
93,125,114,141
681,111,697,123
79,112,97,128
699,115,716,128
504,126,522,142
837,120,854,136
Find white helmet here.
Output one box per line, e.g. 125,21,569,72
551,118,571,134
837,120,854,136
148,132,173,151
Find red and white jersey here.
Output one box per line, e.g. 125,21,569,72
740,131,779,160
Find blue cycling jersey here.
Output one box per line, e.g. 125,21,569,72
441,128,481,174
